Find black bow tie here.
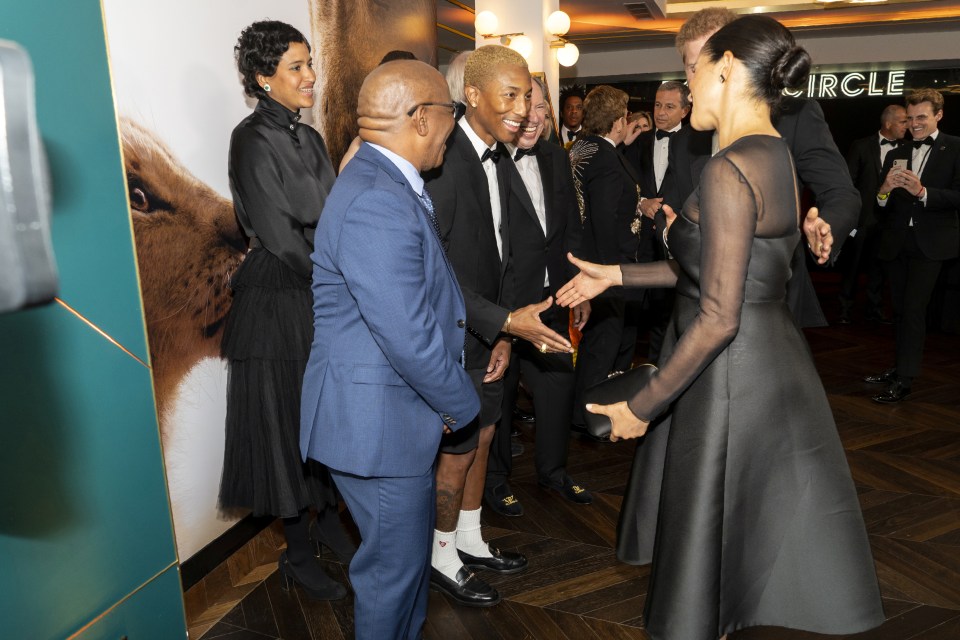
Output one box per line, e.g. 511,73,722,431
656,129,674,140
881,138,897,146
481,147,501,163
566,129,577,141
913,137,934,149
514,144,539,161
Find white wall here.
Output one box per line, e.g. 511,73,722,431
563,28,960,81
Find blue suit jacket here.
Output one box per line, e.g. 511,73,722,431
300,143,480,477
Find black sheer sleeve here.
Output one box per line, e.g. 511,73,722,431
229,128,314,277
627,156,757,421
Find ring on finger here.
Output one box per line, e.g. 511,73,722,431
539,343,548,353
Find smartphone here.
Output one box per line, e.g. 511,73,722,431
892,159,908,171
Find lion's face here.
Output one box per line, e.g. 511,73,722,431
121,118,246,427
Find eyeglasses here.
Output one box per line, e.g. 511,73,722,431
406,102,465,119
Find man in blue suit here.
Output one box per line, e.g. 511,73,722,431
300,60,480,640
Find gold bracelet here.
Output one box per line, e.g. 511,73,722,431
505,312,512,334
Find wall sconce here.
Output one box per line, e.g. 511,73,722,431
546,10,579,67
474,10,533,59
473,9,579,66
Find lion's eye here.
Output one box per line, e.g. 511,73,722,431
131,186,150,212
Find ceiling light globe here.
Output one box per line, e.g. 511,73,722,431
509,35,534,60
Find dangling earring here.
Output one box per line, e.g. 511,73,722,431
263,83,271,92
719,75,725,84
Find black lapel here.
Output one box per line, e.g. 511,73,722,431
495,142,511,277
537,148,558,240
508,155,540,231
871,138,883,179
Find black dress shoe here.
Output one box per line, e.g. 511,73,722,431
277,551,347,600
539,474,593,505
484,482,523,517
513,408,536,423
873,380,911,404
429,567,501,607
864,369,896,384
458,544,528,574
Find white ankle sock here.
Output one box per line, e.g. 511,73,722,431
431,529,463,581
455,508,492,557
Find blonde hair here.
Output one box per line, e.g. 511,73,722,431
464,45,527,90
445,51,471,104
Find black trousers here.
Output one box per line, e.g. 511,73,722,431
488,300,575,487
839,223,885,314
884,228,944,380
571,296,626,426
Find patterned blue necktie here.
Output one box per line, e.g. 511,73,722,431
420,188,443,242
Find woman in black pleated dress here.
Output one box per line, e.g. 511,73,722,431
219,20,354,600
557,16,884,640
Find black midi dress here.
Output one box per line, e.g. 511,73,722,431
615,136,884,639
219,96,338,518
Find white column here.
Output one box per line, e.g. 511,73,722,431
474,0,561,120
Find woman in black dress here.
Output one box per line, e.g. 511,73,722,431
557,16,883,640
567,86,643,433
220,20,353,600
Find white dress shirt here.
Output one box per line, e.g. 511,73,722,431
653,123,682,192
878,132,898,168
460,118,503,259
508,144,549,287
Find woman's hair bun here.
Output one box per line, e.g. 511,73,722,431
771,45,811,92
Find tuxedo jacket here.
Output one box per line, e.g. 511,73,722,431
622,128,684,206
300,144,479,477
424,124,514,370
570,135,641,265
504,139,582,310
878,132,960,262
671,98,860,262
846,134,894,228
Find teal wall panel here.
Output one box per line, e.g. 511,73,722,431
73,566,187,640
0,1,185,638
0,0,150,364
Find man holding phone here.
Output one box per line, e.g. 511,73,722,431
866,89,960,403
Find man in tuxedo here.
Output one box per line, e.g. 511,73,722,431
671,7,857,324
299,60,479,640
840,105,908,324
866,89,960,403
424,45,573,607
622,81,690,363
559,86,584,146
485,75,593,517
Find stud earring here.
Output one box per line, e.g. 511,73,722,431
719,75,725,84
263,83,271,92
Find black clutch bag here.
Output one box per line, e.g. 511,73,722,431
583,364,658,438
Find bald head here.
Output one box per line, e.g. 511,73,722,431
358,60,448,137
356,59,455,172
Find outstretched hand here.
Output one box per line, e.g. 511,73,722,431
556,253,621,308
585,401,649,442
508,297,573,353
802,207,833,265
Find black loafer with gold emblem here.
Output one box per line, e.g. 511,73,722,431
484,482,523,517
539,473,593,505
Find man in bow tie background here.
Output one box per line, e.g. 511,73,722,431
621,80,691,365
559,86,585,147
840,104,908,324
865,88,960,403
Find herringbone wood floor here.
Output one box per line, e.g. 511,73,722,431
189,290,960,640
